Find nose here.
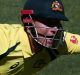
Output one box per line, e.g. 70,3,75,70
51,27,58,33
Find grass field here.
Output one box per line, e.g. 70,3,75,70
0,0,80,75
35,55,80,75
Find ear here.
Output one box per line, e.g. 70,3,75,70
21,10,34,24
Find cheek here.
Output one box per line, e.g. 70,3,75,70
34,22,48,35
37,28,47,35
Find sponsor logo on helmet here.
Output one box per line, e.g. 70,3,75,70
51,1,63,12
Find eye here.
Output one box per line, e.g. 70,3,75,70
51,31,56,34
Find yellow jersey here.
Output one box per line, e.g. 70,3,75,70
0,24,51,75
58,32,80,54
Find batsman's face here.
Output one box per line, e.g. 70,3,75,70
33,20,59,48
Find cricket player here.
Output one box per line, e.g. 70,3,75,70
0,0,80,75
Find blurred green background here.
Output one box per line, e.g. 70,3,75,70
0,0,80,75
0,0,26,24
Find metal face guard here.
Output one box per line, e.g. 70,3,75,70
21,10,64,49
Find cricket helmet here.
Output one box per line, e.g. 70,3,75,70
21,0,66,50
23,0,68,21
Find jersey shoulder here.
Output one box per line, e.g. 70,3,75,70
64,31,80,54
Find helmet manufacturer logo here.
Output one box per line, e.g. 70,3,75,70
51,1,63,12
10,62,19,69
